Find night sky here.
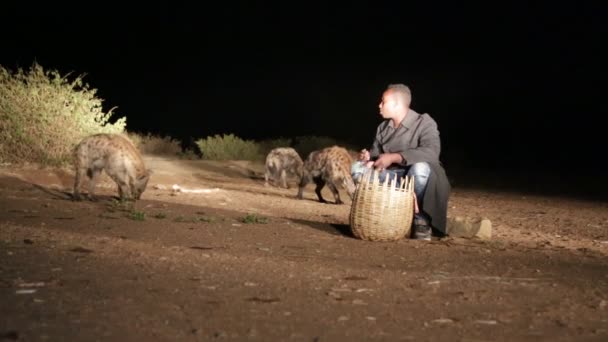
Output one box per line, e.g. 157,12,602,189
2,3,606,197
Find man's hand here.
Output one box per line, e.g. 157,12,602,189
358,149,370,162
373,153,402,170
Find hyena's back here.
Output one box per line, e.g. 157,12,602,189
73,133,150,201
264,147,303,188
296,145,356,204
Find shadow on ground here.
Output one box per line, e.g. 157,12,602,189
291,218,355,238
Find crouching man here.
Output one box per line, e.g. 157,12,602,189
358,83,451,241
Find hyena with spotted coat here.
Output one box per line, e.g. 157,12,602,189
264,147,303,189
296,145,356,204
73,133,151,201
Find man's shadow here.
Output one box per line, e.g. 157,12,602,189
290,218,355,239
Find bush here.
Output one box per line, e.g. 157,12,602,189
257,137,293,157
195,133,262,160
193,133,358,161
292,135,343,158
177,148,200,160
127,131,183,156
0,62,126,165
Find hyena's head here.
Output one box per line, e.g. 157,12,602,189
133,169,152,200
342,175,356,199
303,150,322,174
325,146,356,199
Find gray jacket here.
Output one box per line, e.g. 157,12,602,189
369,109,451,234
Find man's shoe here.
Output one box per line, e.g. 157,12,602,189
413,224,432,241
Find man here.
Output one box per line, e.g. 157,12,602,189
358,84,451,241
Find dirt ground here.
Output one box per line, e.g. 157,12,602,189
1,155,607,341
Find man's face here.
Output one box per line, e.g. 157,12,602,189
378,90,397,119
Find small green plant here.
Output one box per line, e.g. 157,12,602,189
106,198,134,213
152,212,167,219
173,215,216,223
173,216,187,223
128,211,145,221
195,133,262,161
195,211,219,223
241,213,269,224
197,216,215,223
173,216,198,223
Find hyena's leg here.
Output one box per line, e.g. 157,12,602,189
73,166,87,201
264,170,270,187
126,177,138,201
314,177,328,203
326,182,343,205
115,179,131,201
296,173,311,199
107,169,132,201
116,175,132,201
280,169,289,189
265,164,278,187
117,184,124,199
86,168,103,201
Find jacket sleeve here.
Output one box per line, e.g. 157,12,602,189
369,124,382,160
401,117,441,165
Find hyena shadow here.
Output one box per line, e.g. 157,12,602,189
31,184,73,200
31,183,122,203
291,218,355,239
0,175,118,203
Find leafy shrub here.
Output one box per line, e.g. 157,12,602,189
193,133,357,162
292,135,343,158
0,62,126,165
177,148,200,160
257,137,294,157
195,133,262,160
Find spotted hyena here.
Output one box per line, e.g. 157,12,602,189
73,133,151,201
264,147,303,189
296,145,356,204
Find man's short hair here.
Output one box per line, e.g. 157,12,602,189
386,84,412,105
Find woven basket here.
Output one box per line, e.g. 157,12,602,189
349,168,415,241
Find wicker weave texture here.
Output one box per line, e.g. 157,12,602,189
349,169,415,241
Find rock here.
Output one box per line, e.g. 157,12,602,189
477,219,492,239
447,216,492,239
432,318,454,324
